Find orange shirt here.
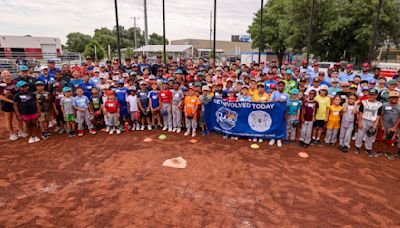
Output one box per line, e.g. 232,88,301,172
184,95,199,117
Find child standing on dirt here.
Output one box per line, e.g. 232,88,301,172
199,85,212,136
312,85,330,145
73,87,96,137
286,89,301,145
35,81,53,140
324,95,342,146
171,81,184,133
149,82,161,130
184,86,199,137
338,93,358,153
89,87,103,131
126,86,140,131
104,91,121,135
159,81,173,132
137,81,151,131
299,90,318,148
60,87,76,137
13,81,41,143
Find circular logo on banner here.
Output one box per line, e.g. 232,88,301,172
216,107,238,130
248,111,272,132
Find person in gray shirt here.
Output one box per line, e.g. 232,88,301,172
170,81,184,133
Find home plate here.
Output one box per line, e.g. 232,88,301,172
162,157,187,169
298,152,309,158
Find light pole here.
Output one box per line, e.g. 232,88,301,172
368,0,383,64
114,0,122,65
306,0,315,65
213,0,217,66
162,0,167,64
258,0,264,64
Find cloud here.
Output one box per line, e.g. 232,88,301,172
0,0,259,44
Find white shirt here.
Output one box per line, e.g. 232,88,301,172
126,95,139,112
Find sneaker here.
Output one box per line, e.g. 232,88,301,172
316,140,321,146
374,151,383,158
116,129,121,134
354,147,360,155
78,130,84,137
253,138,257,142
131,125,136,131
176,128,182,133
223,135,228,139
290,140,295,145
184,130,190,136
18,131,28,138
352,132,357,141
338,145,344,151
311,139,316,145
192,130,196,137
168,127,173,132
384,152,395,161
136,124,140,131
28,137,35,144
147,125,152,130
105,126,110,132
140,125,145,131
284,140,289,145
9,134,18,141
34,136,40,142
52,119,57,125
269,139,275,146
258,138,263,143
205,129,211,135
90,129,96,135
54,126,60,132
299,141,304,147
303,143,310,148
172,128,177,132
109,128,115,135
58,128,65,134
342,147,349,153
366,150,373,158
201,130,206,136
42,132,49,140
277,140,282,147
162,126,168,131
48,122,54,128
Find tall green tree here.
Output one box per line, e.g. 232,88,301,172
65,32,91,53
83,39,106,60
149,33,169,45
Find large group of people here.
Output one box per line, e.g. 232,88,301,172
1,55,399,160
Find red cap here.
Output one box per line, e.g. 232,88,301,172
301,60,308,65
271,59,277,63
284,61,289,65
270,84,277,89
313,62,319,67
328,66,334,70
106,90,114,95
295,67,300,72
346,64,353,69
291,61,296,65
362,63,370,67
334,62,341,67
260,61,265,64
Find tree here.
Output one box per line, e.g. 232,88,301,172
149,33,169,45
65,32,92,53
93,27,117,54
83,39,106,60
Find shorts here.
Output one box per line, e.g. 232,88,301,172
38,112,51,122
140,109,151,118
130,111,140,121
1,102,14,112
326,120,340,129
21,113,39,121
64,114,75,122
120,105,129,119
377,129,397,144
313,120,325,128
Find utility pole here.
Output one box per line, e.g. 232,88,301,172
368,0,383,64
306,0,315,65
114,0,122,65
144,0,149,46
258,0,264,64
130,17,138,49
162,0,166,64
210,11,212,50
213,0,217,66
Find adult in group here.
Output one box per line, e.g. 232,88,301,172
339,64,355,82
0,70,25,140
15,65,36,92
359,63,374,81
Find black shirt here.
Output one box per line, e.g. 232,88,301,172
15,75,37,92
13,91,37,115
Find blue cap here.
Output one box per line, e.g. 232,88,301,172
175,69,183,74
62,87,72,93
99,63,106,68
362,86,370,91
117,79,125,84
197,72,203,76
129,71,137,76
237,80,244,84
47,59,56,63
19,65,29,71
285,69,293,75
35,80,45,85
16,81,28,88
368,79,376,84
149,75,156,80
162,79,168,84
227,88,235,93
168,77,175,82
131,64,138,68
290,88,299,95
330,78,339,83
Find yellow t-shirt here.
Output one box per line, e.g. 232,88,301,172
249,88,257,97
328,105,342,122
315,95,331,120
252,92,270,102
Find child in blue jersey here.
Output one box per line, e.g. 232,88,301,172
115,79,130,131
72,87,96,136
238,85,253,102
263,73,277,93
148,82,162,130
69,70,83,94
78,74,95,98
137,81,152,130
286,89,301,145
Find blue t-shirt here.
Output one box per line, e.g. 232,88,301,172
238,95,252,102
328,87,341,97
359,72,374,82
72,95,90,109
339,72,355,82
270,91,289,103
148,91,160,109
264,79,277,93
115,87,129,106
137,90,150,109
287,99,301,115
37,74,55,91
78,82,95,98
89,77,100,87
69,79,84,93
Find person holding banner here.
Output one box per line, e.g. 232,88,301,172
269,81,289,147
251,83,270,143
286,89,301,145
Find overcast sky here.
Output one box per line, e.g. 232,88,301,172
0,0,260,44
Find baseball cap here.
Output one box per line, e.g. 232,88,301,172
284,61,289,65
202,85,210,91
270,84,277,89
285,69,293,75
62,87,72,93
16,81,28,88
175,69,183,74
168,77,175,82
362,63,370,68
368,79,376,84
139,81,147,86
271,59,277,63
299,77,307,83
242,85,249,89
194,82,202,87
334,62,341,67
117,79,124,84
369,88,378,95
301,60,308,65
122,73,129,78
350,84,357,89
388,91,399,98
47,59,56,63
290,88,299,95
197,72,203,76
129,71,137,76
162,79,168,84
131,64,138,68
387,79,398,85
345,64,353,69
129,86,136,91
313,77,321,82
237,80,244,84
216,67,223,71
330,78,339,83
257,82,265,88
94,67,100,72
313,62,319,67
149,75,156,80
35,80,45,86
320,85,329,91
99,63,106,68
361,86,370,91
227,88,235,93
19,65,29,71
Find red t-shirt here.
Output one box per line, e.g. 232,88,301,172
158,90,172,103
104,100,120,113
224,97,238,102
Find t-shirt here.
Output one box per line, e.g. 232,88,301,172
252,92,270,102
37,74,55,91
328,105,342,122
341,104,356,126
90,95,102,111
184,95,199,117
69,79,84,93
53,92,64,110
315,95,330,120
115,87,129,106
159,90,172,104
137,90,150,109
13,91,37,115
302,100,318,121
60,97,74,115
283,79,297,94
0,80,17,103
270,91,288,103
359,100,382,122
287,99,301,115
35,91,52,112
104,100,120,113
148,91,160,109
73,95,90,109
328,87,341,97
263,80,277,93
126,95,139,112
171,89,184,105
381,103,400,129
238,95,252,102
78,82,95,98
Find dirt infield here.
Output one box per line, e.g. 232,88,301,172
0,124,399,227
